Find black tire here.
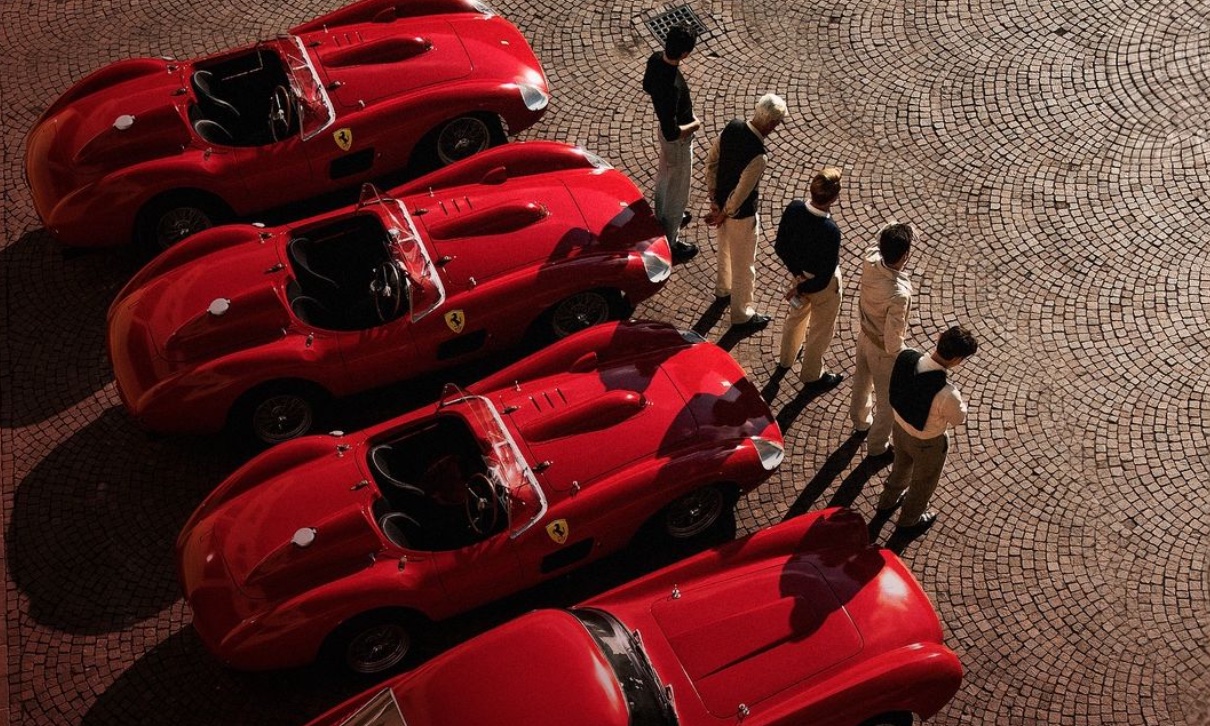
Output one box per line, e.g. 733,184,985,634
327,611,415,676
548,289,626,340
232,382,327,446
662,485,730,540
137,193,229,253
859,712,914,726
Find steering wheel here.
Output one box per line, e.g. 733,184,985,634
268,85,294,142
369,261,406,322
463,473,502,537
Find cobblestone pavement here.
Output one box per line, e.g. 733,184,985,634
3,0,1209,724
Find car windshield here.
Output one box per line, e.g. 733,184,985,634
438,384,547,538
572,609,678,726
276,35,334,141
359,186,445,322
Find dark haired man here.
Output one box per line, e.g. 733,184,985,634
850,223,915,455
876,325,978,531
643,24,702,263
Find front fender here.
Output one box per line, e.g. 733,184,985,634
291,0,486,35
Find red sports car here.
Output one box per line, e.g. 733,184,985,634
25,0,548,250
107,142,672,443
307,507,962,726
176,320,785,674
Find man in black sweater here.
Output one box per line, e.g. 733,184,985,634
774,166,845,388
704,93,787,328
642,24,702,263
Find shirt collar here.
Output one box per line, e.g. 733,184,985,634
805,201,829,218
920,354,946,373
746,120,765,140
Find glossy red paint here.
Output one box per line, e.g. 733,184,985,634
176,320,782,671
107,142,673,441
307,508,962,726
25,0,548,249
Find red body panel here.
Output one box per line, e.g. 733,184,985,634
25,0,548,248
107,142,671,435
175,321,781,671
307,509,962,726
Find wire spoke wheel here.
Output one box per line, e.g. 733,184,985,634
550,291,611,339
345,622,411,674
251,392,314,444
664,486,725,539
155,206,212,248
436,116,491,165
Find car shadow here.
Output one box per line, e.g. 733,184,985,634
80,626,350,726
0,229,141,427
6,408,241,634
775,383,836,434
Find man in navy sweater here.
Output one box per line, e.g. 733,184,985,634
774,166,845,388
643,24,702,263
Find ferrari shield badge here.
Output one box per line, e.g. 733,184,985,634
545,519,569,544
333,128,353,151
444,310,466,333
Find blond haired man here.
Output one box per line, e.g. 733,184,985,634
773,166,844,387
705,94,787,328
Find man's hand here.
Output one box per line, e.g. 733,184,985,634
704,202,725,228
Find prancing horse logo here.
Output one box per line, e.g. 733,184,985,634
444,310,466,333
333,128,353,151
545,519,569,544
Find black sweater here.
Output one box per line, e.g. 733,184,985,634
774,200,840,294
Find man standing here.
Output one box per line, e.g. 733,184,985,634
850,223,915,455
774,166,844,388
643,24,702,263
705,93,788,329
875,325,978,531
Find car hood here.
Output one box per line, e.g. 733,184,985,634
650,559,864,717
210,453,383,599
26,58,192,208
120,240,292,363
415,176,591,287
497,340,769,493
304,14,535,110
388,610,628,726
414,168,656,293
647,547,944,718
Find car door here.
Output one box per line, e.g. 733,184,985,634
430,533,525,610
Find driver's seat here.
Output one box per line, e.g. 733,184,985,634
193,118,234,145
379,512,420,549
192,70,240,120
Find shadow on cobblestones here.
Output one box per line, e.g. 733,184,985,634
7,409,239,634
0,230,139,427
82,627,347,726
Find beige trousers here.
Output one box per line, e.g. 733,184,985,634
877,422,949,526
777,270,841,381
850,331,897,454
715,215,760,323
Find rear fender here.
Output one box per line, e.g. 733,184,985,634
39,58,171,120
393,141,598,197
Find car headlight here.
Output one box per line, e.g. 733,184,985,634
641,244,672,283
470,0,495,15
678,329,706,344
519,84,549,111
579,148,613,170
750,436,785,471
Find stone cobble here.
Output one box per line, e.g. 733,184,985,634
2,0,1208,724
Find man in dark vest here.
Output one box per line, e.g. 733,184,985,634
876,325,978,531
704,93,787,329
643,23,702,263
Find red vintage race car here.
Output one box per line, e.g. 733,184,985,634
306,507,962,726
176,320,785,674
24,0,548,250
107,142,672,443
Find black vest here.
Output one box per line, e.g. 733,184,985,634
890,349,948,431
713,119,765,219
